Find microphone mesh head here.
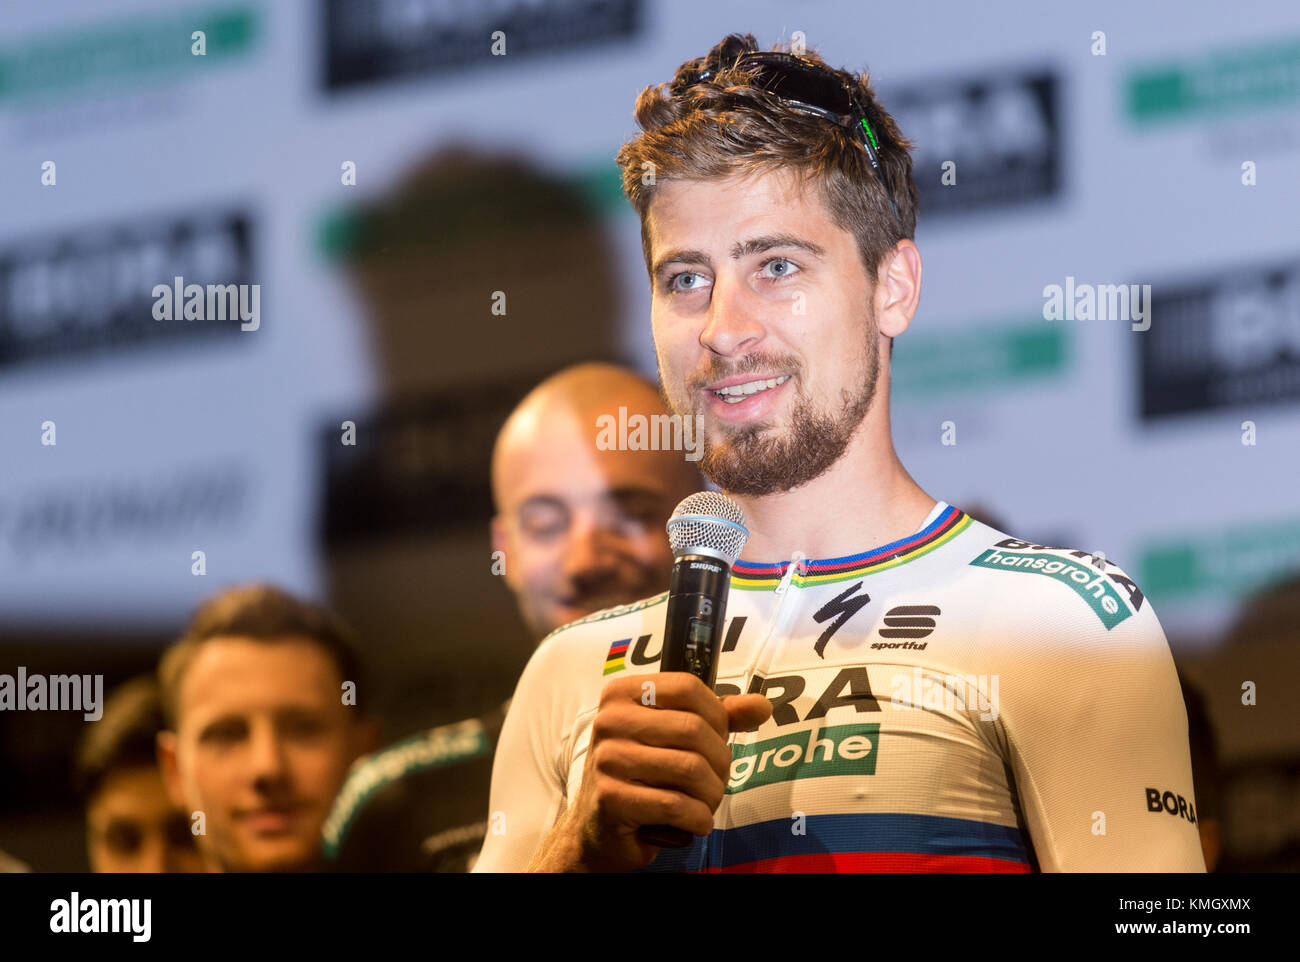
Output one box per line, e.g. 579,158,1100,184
666,491,749,564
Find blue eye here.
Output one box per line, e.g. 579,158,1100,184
669,272,709,293
761,257,799,279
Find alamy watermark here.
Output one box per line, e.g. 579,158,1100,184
888,668,999,722
1042,276,1151,331
595,407,704,462
50,892,150,942
152,275,260,331
0,668,102,720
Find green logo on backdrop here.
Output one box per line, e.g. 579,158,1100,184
1126,35,1300,123
1139,517,1300,599
891,319,1066,400
0,5,258,104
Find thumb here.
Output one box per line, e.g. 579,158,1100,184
722,693,772,733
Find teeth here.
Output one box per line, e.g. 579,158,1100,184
713,375,789,402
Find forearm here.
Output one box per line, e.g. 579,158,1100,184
525,807,590,873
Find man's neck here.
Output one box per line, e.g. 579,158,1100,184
728,413,934,563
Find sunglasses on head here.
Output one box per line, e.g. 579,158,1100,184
683,51,902,229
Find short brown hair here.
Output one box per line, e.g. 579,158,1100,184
158,583,364,729
74,676,165,801
616,33,917,288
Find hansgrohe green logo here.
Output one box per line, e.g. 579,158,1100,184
969,549,1133,629
727,723,879,794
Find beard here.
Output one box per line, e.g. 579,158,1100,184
664,338,881,497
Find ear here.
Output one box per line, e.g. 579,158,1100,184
156,730,186,809
875,239,922,340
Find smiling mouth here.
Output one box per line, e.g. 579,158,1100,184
236,805,306,833
710,375,790,404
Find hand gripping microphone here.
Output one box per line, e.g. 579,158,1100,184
637,491,749,850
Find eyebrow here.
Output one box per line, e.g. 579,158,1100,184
651,233,827,281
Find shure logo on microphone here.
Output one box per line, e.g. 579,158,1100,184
689,562,721,572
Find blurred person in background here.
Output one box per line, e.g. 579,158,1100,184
157,584,377,873
1177,673,1222,871
75,676,206,873
490,362,703,639
322,147,631,739
321,362,700,871
1183,571,1300,871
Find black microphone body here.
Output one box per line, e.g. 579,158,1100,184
658,552,732,687
637,493,748,851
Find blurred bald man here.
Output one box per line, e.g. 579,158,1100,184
322,363,699,871
491,362,701,639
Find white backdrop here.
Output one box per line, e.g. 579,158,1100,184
1,0,1297,648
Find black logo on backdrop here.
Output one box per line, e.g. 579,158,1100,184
320,373,546,544
323,0,642,92
886,69,1060,217
0,210,254,369
1139,260,1300,419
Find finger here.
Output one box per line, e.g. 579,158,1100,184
592,703,733,779
722,694,773,732
591,772,717,837
599,673,730,739
593,740,726,812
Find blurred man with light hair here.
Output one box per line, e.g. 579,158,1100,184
158,584,376,872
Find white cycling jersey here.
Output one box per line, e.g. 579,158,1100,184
474,502,1206,872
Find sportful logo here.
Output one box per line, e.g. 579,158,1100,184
728,723,879,794
873,605,940,650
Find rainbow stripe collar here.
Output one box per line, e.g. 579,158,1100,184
731,505,971,590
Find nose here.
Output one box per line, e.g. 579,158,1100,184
247,718,289,786
700,270,767,357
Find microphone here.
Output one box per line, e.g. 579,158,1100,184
638,491,749,850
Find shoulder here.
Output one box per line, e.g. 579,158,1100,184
538,591,671,644
953,519,1154,641
526,591,672,678
322,716,493,858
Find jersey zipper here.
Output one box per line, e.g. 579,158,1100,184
710,551,807,872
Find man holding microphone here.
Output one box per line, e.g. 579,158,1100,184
474,34,1204,873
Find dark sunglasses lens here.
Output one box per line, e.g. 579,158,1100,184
744,57,851,115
